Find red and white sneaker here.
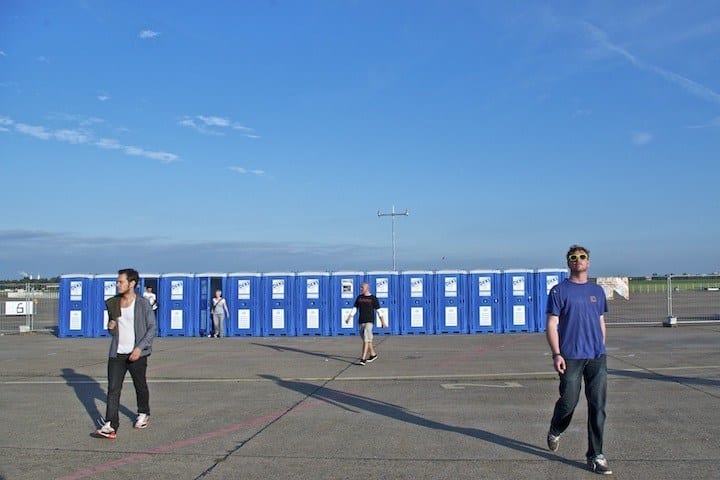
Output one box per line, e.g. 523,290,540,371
134,413,149,429
95,421,117,439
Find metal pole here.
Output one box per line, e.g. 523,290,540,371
377,205,409,270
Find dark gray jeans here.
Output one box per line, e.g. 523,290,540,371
549,354,607,458
105,354,149,431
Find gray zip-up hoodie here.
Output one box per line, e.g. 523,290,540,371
105,293,156,358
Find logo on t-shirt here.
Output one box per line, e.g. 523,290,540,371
590,295,597,303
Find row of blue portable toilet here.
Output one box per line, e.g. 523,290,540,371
58,269,568,338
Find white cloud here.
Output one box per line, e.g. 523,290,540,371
15,123,52,140
97,95,110,102
180,115,258,137
139,30,160,39
123,146,178,163
0,127,9,132
229,166,266,176
0,51,6,57
583,22,720,106
96,138,122,150
687,116,720,129
632,132,653,145
36,56,49,63
10,116,179,163
198,115,230,127
54,129,90,144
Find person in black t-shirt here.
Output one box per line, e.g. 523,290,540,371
345,282,387,365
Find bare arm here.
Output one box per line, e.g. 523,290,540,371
545,314,565,374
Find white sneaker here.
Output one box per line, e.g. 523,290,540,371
96,421,116,439
134,413,149,429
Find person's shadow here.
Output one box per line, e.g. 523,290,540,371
260,374,586,471
251,342,357,364
61,368,136,427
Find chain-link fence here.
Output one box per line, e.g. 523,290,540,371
604,275,720,324
0,283,59,334
1,276,718,334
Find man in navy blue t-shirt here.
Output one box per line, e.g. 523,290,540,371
545,245,612,475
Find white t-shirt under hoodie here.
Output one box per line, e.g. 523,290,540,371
117,300,136,354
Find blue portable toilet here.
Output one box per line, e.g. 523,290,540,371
502,269,535,333
58,274,94,337
365,271,400,335
400,271,435,335
139,273,160,324
534,268,569,332
434,270,469,334
92,273,118,337
468,270,503,333
227,272,262,336
330,271,365,336
195,273,228,337
261,272,296,336
158,273,195,337
295,272,331,336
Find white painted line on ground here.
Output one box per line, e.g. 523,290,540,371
441,382,524,389
4,365,719,385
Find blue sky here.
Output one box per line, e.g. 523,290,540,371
1,1,719,279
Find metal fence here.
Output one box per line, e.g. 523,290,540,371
1,276,718,334
604,275,720,325
0,284,59,334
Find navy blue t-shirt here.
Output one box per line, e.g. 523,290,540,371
547,279,608,359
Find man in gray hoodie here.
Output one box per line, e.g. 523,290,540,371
95,268,156,439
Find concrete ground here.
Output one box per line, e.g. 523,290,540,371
1,325,718,480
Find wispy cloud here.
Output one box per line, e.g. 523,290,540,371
4,115,179,163
687,116,720,129
97,95,110,102
229,166,266,176
48,112,105,127
138,30,160,39
582,22,720,106
179,115,259,138
632,131,653,146
0,51,6,57
15,123,52,140
36,55,50,63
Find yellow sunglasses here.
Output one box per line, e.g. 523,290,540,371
568,254,588,261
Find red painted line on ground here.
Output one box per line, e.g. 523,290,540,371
58,400,321,480
432,336,531,369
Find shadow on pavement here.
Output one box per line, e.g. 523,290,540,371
61,368,136,427
251,342,357,364
260,374,587,472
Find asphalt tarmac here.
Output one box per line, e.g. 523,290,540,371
1,324,718,480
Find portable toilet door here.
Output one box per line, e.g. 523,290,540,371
139,273,160,326
295,272,330,336
227,273,262,336
330,271,365,336
58,274,94,337
534,268,569,332
468,270,503,333
366,271,400,335
195,273,228,337
92,274,118,338
158,273,195,337
502,269,535,333
400,271,435,335
261,272,296,336
435,270,469,334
